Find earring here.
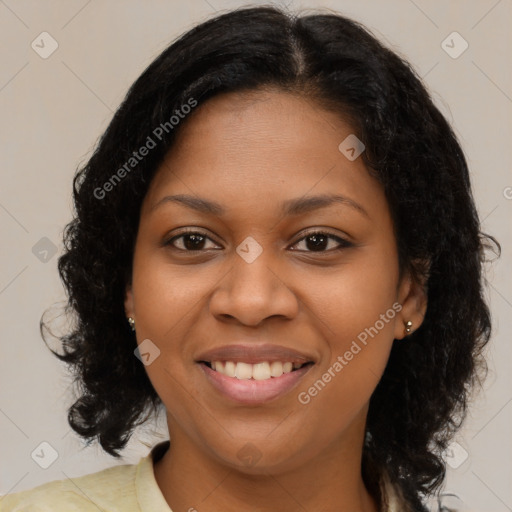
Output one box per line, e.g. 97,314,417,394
127,317,136,331
404,320,413,335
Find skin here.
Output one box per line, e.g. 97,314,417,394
124,88,427,512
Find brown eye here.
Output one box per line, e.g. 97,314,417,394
165,230,220,251
290,231,353,253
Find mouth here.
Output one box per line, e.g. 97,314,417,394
197,359,314,405
200,360,314,380
195,343,316,404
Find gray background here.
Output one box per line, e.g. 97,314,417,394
1,1,511,511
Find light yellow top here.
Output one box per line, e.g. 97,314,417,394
1,441,406,511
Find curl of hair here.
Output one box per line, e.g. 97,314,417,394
42,6,500,510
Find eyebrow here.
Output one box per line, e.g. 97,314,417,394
150,193,369,218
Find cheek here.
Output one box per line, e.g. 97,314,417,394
129,253,199,393
131,248,211,337
130,258,198,421
302,249,399,406
311,256,399,348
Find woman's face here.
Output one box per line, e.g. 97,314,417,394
125,89,426,472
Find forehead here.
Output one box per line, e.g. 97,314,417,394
142,88,385,220
170,88,354,154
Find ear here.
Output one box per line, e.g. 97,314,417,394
124,284,135,320
393,263,429,340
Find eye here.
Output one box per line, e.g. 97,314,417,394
164,229,353,253
164,229,220,251
290,231,353,253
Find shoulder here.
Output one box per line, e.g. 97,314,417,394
0,461,139,512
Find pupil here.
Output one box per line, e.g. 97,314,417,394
184,234,204,250
306,234,327,251
182,234,329,251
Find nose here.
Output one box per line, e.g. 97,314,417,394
209,245,299,327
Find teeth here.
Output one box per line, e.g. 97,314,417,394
270,361,284,377
234,362,253,380
224,361,236,377
210,360,305,380
250,362,269,380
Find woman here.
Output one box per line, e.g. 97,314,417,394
1,5,499,512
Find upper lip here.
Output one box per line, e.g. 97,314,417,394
196,343,316,365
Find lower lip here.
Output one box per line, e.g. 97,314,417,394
198,362,313,405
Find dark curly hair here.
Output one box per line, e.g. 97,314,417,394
41,5,500,510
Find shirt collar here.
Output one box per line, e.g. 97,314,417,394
135,440,172,511
137,441,409,512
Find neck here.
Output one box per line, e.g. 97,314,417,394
153,414,380,512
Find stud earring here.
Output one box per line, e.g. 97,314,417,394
127,317,136,331
404,320,413,335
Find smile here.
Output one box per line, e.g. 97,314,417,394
205,360,311,380
198,360,314,405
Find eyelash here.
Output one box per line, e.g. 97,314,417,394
164,228,353,254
